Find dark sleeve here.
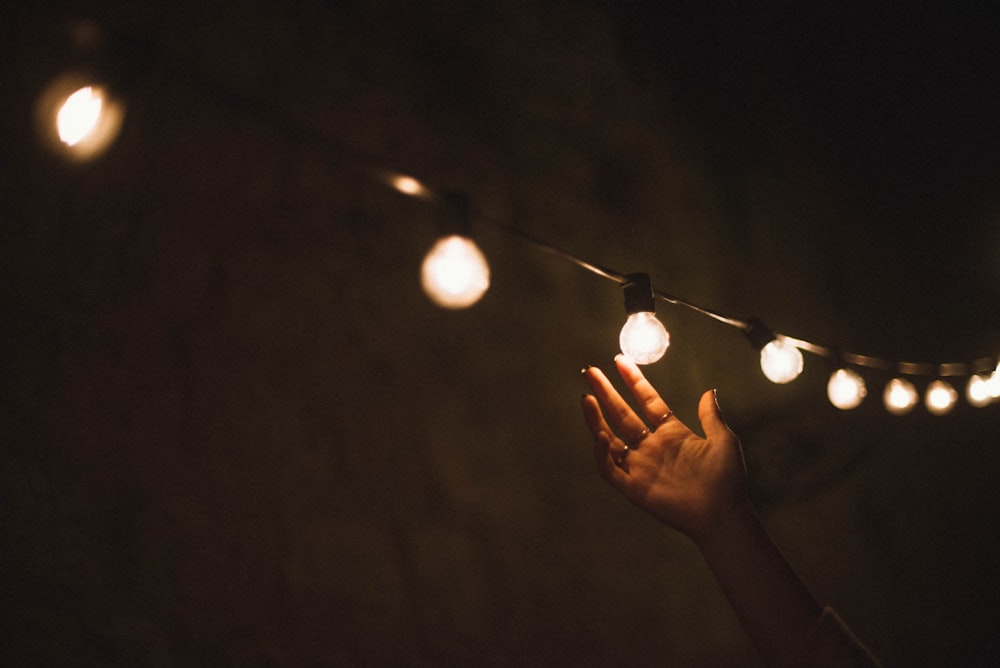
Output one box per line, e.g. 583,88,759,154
785,607,882,668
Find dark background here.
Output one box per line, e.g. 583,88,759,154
3,2,1000,665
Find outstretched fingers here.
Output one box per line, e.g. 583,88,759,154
581,394,628,484
582,364,650,446
614,354,675,427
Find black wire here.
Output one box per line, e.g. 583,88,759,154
492,218,991,377
151,45,997,381
497,222,627,284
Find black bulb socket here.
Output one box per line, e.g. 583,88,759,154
623,273,655,315
743,317,777,351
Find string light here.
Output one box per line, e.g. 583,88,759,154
760,340,805,384
925,380,958,415
884,378,919,415
36,73,125,160
827,368,867,409
57,86,103,145
743,319,804,384
619,273,670,365
35,29,999,416
986,364,1000,400
420,192,490,309
390,174,432,199
421,235,491,309
966,373,994,407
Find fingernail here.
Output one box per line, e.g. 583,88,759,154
581,393,591,402
713,388,720,407
580,364,594,374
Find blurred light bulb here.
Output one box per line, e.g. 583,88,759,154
759,339,803,384
966,374,993,407
986,365,1000,400
36,74,124,160
619,312,670,365
57,86,103,145
827,368,866,409
391,175,430,198
925,380,958,415
883,378,918,415
421,235,490,309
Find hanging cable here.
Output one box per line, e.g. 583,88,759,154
39,20,1000,413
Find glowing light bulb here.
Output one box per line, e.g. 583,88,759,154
827,368,866,409
619,312,670,365
36,74,124,160
759,339,803,384
883,378,918,415
391,175,430,198
966,374,993,407
925,380,958,415
618,273,669,365
986,365,1000,400
421,235,490,309
57,86,103,146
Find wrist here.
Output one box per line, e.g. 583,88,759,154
693,497,760,558
694,498,823,666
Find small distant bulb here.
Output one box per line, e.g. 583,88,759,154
391,175,429,198
57,86,103,146
421,235,490,309
986,365,1000,400
827,368,866,410
759,339,803,384
883,378,918,415
925,380,958,415
966,374,993,407
619,312,670,365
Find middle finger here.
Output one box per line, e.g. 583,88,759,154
614,354,673,425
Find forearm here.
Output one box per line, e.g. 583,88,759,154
696,503,822,667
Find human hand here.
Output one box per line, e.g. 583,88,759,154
581,355,751,547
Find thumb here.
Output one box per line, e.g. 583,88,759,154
697,389,734,442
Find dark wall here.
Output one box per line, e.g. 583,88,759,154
2,2,1000,665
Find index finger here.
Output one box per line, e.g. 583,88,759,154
582,364,649,442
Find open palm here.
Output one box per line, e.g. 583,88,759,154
582,355,750,545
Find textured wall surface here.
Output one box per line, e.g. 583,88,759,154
2,2,1000,666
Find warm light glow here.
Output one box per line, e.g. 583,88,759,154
759,339,803,384
925,380,958,415
421,235,490,308
966,374,993,407
391,175,429,198
827,368,866,410
57,86,103,146
36,74,124,160
883,378,918,415
619,312,670,365
986,365,1000,400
